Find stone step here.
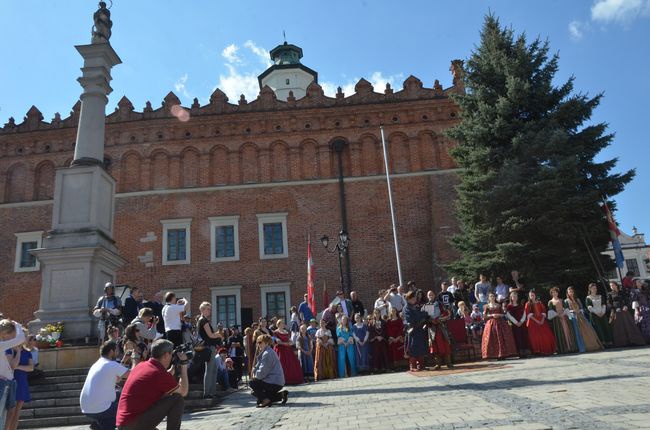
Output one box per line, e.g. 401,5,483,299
30,389,81,400
31,374,87,385
18,415,92,429
20,396,217,419
41,367,90,377
30,382,84,392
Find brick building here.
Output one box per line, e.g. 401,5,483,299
0,42,463,328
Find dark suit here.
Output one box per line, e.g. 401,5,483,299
123,295,142,324
143,299,165,333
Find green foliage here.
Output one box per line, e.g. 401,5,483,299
445,15,634,290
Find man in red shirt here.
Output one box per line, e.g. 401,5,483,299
622,271,636,290
116,339,189,430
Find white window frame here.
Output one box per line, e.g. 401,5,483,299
257,212,288,259
161,218,192,265
210,285,242,327
14,231,43,272
260,282,291,320
165,288,193,316
209,216,240,262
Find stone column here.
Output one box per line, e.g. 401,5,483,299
30,5,126,339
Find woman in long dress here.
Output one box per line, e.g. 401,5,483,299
386,308,405,368
403,291,430,372
296,323,314,382
608,281,645,347
565,286,603,352
525,290,556,355
585,283,612,346
273,320,304,385
633,280,650,343
336,316,357,378
481,293,518,360
422,293,453,370
352,313,370,372
505,291,529,358
548,287,579,353
314,319,337,381
368,310,389,372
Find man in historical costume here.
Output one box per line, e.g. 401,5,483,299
403,292,430,372
422,291,453,370
93,283,123,341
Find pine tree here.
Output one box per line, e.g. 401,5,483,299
445,15,634,289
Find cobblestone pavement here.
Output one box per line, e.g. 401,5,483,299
47,347,650,430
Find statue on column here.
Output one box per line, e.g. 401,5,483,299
92,1,112,44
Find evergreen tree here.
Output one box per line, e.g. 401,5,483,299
445,15,634,289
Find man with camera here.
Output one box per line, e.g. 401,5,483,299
162,292,188,347
80,341,130,430
116,339,189,430
93,283,123,341
384,284,407,314
250,334,287,408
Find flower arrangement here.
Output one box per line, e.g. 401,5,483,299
44,322,64,334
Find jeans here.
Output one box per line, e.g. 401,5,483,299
0,379,17,430
119,393,184,430
249,379,283,403
217,368,232,390
85,400,118,430
203,346,217,396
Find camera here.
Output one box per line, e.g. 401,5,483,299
172,342,194,363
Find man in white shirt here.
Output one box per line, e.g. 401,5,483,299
80,341,130,430
384,285,407,314
374,289,389,319
162,292,188,347
0,319,26,430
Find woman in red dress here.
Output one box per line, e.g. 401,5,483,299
505,290,529,358
481,293,518,359
422,294,453,370
524,290,556,355
273,320,304,385
386,308,405,368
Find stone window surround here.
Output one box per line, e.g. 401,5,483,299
161,218,192,265
256,212,289,260
14,231,43,272
210,285,242,326
208,215,240,263
260,282,291,320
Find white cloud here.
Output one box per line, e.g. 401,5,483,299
321,72,404,97
568,20,587,40
215,63,260,102
591,0,650,23
221,44,241,63
174,73,192,100
244,40,273,68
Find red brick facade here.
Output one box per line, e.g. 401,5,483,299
0,72,461,325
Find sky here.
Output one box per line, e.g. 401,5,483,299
1,0,648,236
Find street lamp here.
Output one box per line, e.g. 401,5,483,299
320,230,350,295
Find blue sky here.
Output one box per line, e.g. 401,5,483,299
1,0,648,237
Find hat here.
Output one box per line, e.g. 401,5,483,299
309,318,317,323
217,348,227,354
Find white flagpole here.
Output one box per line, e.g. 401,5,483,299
379,126,404,287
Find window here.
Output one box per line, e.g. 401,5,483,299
14,231,43,272
209,216,240,262
216,295,237,327
260,283,291,320
626,259,641,277
257,213,288,259
161,219,191,265
210,286,242,327
286,78,290,85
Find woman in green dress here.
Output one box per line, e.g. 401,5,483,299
548,287,578,354
585,283,613,346
565,286,603,352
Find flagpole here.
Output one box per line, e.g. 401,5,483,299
380,126,404,287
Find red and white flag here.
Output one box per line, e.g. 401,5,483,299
307,236,316,314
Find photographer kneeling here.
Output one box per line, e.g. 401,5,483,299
116,339,189,430
250,334,288,408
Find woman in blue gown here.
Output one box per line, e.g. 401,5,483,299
403,291,430,372
352,313,370,372
336,316,357,377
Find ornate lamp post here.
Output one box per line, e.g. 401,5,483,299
320,230,350,295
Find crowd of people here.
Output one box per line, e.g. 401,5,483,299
1,270,649,430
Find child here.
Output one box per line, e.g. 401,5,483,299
457,301,473,328
469,304,484,339
290,306,300,334
26,335,43,381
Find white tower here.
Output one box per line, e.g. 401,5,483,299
258,42,317,101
